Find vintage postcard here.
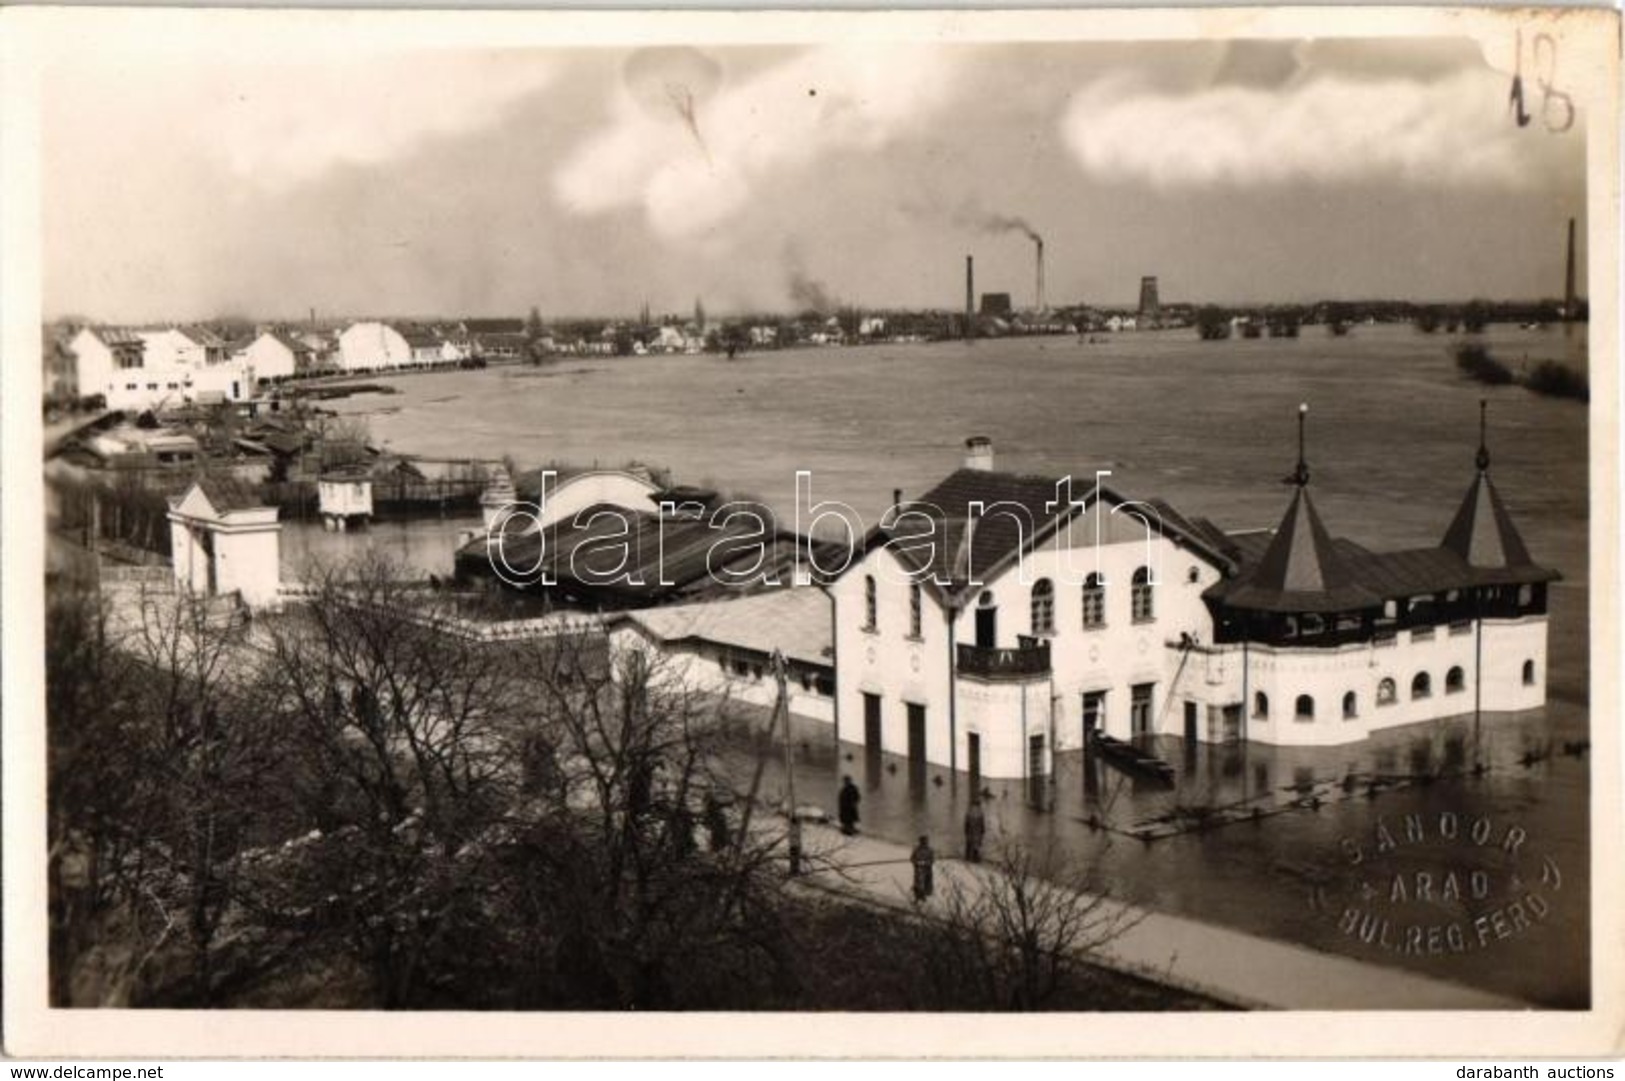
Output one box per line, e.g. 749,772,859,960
2,3,1620,1060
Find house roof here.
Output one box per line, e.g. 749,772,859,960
177,326,228,348
1442,469,1535,570
861,467,1235,602
1209,487,1383,614
266,329,314,355
400,328,443,349
457,503,842,605
176,474,268,514
1206,458,1558,614
84,327,145,349
615,587,833,669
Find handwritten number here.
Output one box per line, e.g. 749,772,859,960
1532,34,1575,133
1511,29,1574,133
1509,30,1531,127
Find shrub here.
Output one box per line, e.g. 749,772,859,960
1455,343,1514,385
1523,360,1589,402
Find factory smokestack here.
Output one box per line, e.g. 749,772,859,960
1035,238,1045,313
965,255,975,340
1563,217,1577,321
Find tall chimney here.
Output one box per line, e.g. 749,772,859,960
1035,239,1045,313
965,255,975,340
964,436,993,472
1564,217,1577,321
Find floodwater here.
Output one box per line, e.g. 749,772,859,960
307,323,1590,1006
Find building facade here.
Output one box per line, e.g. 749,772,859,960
337,322,414,371
828,427,1554,781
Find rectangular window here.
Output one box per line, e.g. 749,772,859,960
1130,683,1154,739
909,583,922,639
1082,582,1105,628
1082,690,1106,733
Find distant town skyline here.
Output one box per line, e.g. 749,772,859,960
44,37,1587,323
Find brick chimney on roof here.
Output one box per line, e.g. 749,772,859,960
964,436,993,472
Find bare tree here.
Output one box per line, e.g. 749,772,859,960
489,631,800,1008
118,583,289,1005
46,580,148,1005
48,576,288,1006
256,554,526,1006
919,835,1141,1011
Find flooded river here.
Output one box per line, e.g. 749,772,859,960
298,323,1590,1006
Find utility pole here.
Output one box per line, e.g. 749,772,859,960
773,649,801,876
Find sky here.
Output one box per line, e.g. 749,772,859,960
42,36,1589,322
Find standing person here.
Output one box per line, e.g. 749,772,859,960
837,775,861,836
703,791,730,852
963,799,986,864
911,836,935,903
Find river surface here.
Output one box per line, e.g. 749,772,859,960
290,323,1590,1007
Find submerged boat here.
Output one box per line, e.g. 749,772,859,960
1090,732,1177,786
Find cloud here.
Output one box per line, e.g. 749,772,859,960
553,44,958,239
193,52,557,190
1060,67,1542,190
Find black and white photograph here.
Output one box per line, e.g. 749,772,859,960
3,4,1620,1060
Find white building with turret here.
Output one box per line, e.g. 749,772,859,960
828,417,1555,782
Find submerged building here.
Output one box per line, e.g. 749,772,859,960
828,415,1556,781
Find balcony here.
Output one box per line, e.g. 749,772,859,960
957,640,1051,682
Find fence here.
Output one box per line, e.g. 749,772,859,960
262,477,486,520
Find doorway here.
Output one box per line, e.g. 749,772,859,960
906,702,927,791
1183,700,1199,743
862,693,882,785
1027,734,1046,807
1131,682,1155,742
967,732,982,790
975,591,997,648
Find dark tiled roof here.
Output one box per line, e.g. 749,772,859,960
865,468,1234,599
267,329,314,355
194,474,268,513
1214,488,1383,614
1442,470,1535,570
88,327,146,348
459,504,842,604
1207,480,1558,614
400,328,443,349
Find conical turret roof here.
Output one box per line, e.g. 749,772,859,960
1442,404,1536,570
1212,404,1381,614
1220,486,1381,613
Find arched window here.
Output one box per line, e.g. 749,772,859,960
1253,691,1269,720
1294,695,1315,722
1342,691,1358,719
1082,573,1106,628
1131,566,1155,622
1411,672,1431,699
863,575,877,631
1445,666,1465,694
1377,678,1397,705
908,583,923,639
1031,578,1055,636
1522,659,1536,686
